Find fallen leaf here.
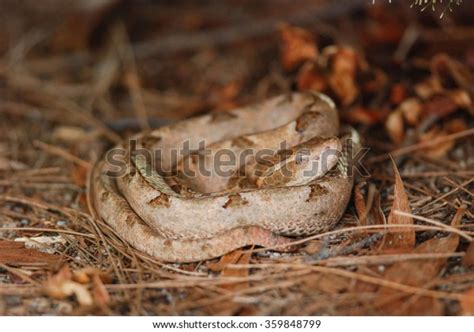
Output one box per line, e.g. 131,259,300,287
302,240,323,255
389,83,407,105
381,159,415,251
208,249,252,291
15,235,66,254
328,48,359,106
341,106,388,126
92,273,110,307
297,62,327,92
354,183,368,226
71,164,88,187
278,24,318,71
385,110,405,144
50,0,118,51
460,288,474,315
399,98,422,126
415,77,443,99
431,53,473,91
73,266,112,285
447,90,472,109
374,206,464,314
0,240,62,268
328,71,358,106
418,127,455,159
463,242,474,267
43,265,93,306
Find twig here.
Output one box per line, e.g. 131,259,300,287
33,140,91,169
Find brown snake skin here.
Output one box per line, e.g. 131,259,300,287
90,92,360,262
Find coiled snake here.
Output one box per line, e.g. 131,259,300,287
90,92,360,262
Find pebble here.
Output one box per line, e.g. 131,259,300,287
56,220,67,227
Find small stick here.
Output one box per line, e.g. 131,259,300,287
33,140,91,169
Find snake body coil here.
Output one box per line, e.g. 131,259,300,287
91,92,358,262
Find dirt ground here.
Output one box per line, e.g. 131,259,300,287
0,0,473,315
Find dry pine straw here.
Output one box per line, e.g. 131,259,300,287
0,116,472,315
0,2,474,316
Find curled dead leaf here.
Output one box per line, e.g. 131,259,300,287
278,24,318,71
418,118,466,158
328,47,359,106
297,62,327,92
208,249,252,291
43,265,93,306
399,98,422,126
414,77,443,100
385,110,405,145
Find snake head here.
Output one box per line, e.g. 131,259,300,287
255,136,342,188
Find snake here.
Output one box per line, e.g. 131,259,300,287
90,92,360,262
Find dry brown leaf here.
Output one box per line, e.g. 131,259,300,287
71,164,89,187
374,207,464,314
92,273,110,307
418,127,454,159
460,288,474,315
445,118,468,134
328,47,359,106
414,77,443,99
328,73,358,106
354,183,368,226
208,248,252,291
43,265,93,306
418,118,467,158
381,160,415,251
385,110,405,144
278,24,318,71
389,83,407,105
73,267,111,285
15,235,66,254
447,90,472,109
297,62,327,92
303,272,349,294
342,106,388,126
423,95,458,118
207,249,243,273
0,240,62,268
50,0,118,51
302,240,323,255
399,98,422,126
431,53,473,91
462,242,474,267
375,234,460,314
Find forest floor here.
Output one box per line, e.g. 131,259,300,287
0,0,473,315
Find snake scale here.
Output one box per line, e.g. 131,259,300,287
90,92,360,262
